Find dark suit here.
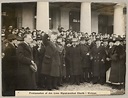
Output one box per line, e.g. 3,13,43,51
16,42,36,90
2,43,17,96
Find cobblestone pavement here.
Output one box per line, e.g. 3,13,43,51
53,82,125,95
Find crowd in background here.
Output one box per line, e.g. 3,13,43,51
2,25,126,96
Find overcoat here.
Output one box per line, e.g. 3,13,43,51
68,45,82,75
109,45,126,83
79,44,90,68
2,43,17,94
33,44,45,83
41,41,61,77
16,42,36,90
90,45,106,77
65,46,72,76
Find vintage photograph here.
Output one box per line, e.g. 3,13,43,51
1,0,126,96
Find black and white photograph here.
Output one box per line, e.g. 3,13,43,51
1,0,127,96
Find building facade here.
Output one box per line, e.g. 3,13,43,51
1,1,127,35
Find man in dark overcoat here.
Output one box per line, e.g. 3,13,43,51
65,39,72,83
16,32,37,90
90,38,106,84
68,38,82,85
2,34,17,96
79,37,91,83
41,30,61,90
33,36,45,88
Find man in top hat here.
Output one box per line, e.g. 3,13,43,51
2,34,18,96
90,38,106,84
16,32,37,90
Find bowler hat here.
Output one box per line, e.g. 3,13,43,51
7,34,16,41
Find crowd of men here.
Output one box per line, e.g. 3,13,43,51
2,26,126,96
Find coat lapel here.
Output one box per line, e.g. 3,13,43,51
22,42,32,54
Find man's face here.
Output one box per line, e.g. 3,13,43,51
96,40,101,46
37,40,42,45
50,34,57,42
103,41,108,46
109,42,113,47
24,34,33,44
80,40,85,44
12,39,18,46
115,41,120,46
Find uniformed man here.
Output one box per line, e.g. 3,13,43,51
90,38,106,84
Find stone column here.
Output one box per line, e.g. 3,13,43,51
36,2,49,32
22,4,34,30
114,3,125,36
80,2,91,34
60,8,70,30
53,9,60,29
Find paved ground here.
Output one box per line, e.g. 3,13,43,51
53,82,125,95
